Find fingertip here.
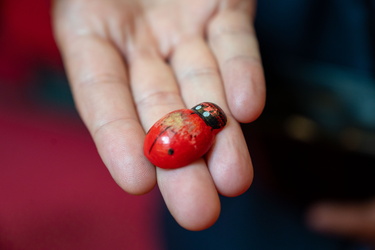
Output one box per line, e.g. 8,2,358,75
209,151,254,198
157,162,221,231
228,91,265,124
208,119,254,197
94,120,157,195
217,165,253,197
177,195,221,231
109,158,157,195
224,57,266,123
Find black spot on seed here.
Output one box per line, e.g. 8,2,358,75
148,126,171,154
168,148,174,155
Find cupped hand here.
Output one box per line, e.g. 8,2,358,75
308,199,375,244
53,0,265,230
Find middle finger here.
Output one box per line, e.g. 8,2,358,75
129,46,220,231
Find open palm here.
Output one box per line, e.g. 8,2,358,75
53,0,265,230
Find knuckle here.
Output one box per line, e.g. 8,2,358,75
178,66,220,84
135,91,181,110
75,73,125,89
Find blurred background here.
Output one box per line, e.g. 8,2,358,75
165,0,375,249
0,0,164,249
1,0,374,249
253,0,375,204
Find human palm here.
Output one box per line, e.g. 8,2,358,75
53,0,265,230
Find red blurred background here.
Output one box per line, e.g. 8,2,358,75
0,1,164,249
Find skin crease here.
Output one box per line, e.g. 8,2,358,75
52,0,375,241
53,0,263,231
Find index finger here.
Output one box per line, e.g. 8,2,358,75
56,34,156,195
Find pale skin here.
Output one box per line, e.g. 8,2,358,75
53,0,265,231
52,0,375,241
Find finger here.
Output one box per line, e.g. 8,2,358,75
157,162,220,231
129,48,220,231
208,4,266,123
307,201,375,242
56,34,156,195
171,37,253,197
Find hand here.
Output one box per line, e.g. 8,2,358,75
52,0,265,230
307,199,375,244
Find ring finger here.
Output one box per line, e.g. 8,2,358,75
170,36,253,197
